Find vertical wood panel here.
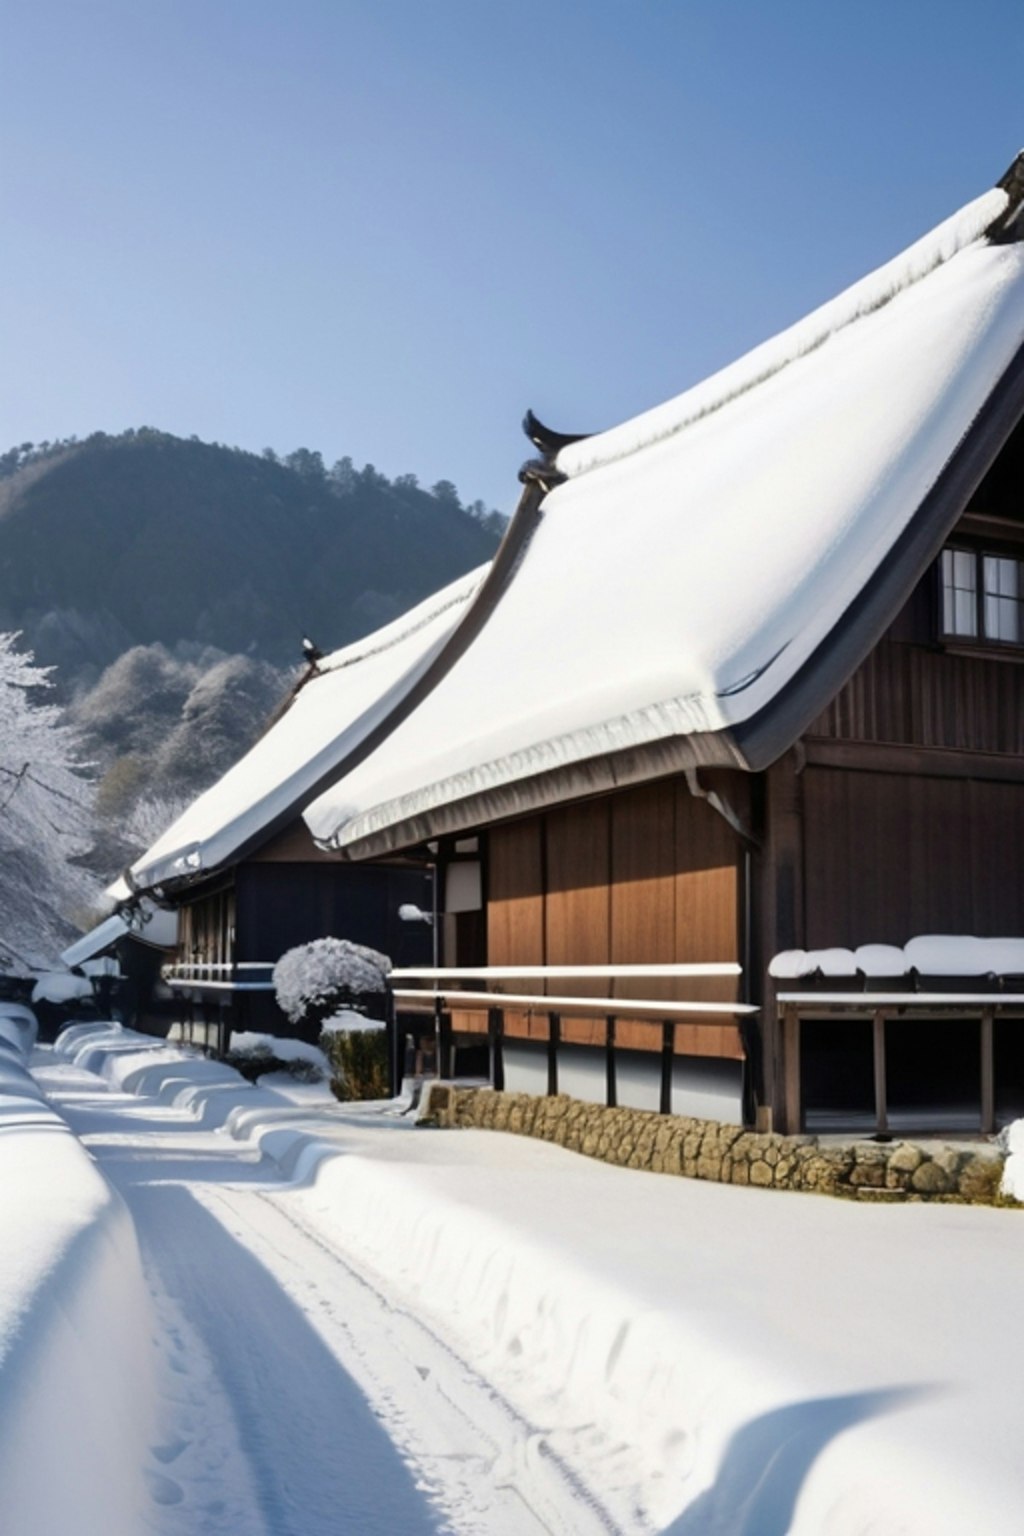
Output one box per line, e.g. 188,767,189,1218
611,782,676,1000
808,636,1024,755
487,820,544,966
802,766,1024,947
544,801,610,995
674,780,740,1006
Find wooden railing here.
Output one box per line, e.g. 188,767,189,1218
162,961,276,993
387,963,756,1109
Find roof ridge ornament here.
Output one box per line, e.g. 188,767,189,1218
519,410,591,491
987,151,1024,243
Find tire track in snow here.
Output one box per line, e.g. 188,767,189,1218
191,1180,619,1536
39,1055,617,1535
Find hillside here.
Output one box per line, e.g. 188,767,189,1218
0,430,504,883
0,430,504,687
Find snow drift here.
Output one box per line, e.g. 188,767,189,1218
0,1008,157,1536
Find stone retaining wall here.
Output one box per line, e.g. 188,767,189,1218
422,1086,1010,1204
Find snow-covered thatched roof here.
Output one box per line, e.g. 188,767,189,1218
304,156,1024,858
115,566,487,896
61,900,178,967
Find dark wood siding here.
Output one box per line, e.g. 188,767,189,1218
234,862,434,968
800,766,1024,946
808,636,1024,754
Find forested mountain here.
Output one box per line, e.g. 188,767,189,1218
0,429,504,688
0,429,505,888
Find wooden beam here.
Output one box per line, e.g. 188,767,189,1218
803,738,1024,785
872,1009,888,1135
981,1007,995,1135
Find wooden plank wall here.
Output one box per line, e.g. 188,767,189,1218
801,767,1024,946
808,638,1024,754
487,778,744,1057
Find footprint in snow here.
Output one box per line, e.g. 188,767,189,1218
144,1469,185,1506
151,1437,192,1464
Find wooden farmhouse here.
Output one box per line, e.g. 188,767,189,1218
109,568,486,1042
299,154,1024,1136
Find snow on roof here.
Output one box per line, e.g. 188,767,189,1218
61,900,179,966
117,567,487,894
305,172,1024,854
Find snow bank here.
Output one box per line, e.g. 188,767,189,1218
56,1022,1024,1533
1000,1120,1024,1199
230,1029,329,1075
0,999,38,1053
0,1024,156,1536
31,967,93,1004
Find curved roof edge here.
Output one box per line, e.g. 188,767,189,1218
734,332,1024,770
117,565,491,899
336,729,746,862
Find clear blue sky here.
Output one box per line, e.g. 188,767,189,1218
2,0,1022,513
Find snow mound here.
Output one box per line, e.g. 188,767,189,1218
1,1038,156,1535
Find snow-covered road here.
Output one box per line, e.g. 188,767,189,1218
32,1047,611,1536
6,1021,1024,1535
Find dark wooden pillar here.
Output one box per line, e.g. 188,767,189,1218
605,1015,617,1107
547,1011,560,1095
438,1009,454,1079
759,755,805,1129
660,1021,674,1114
488,1005,505,1093
980,1007,995,1135
872,1009,888,1134
782,1002,802,1134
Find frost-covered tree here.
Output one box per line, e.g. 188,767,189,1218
0,634,98,971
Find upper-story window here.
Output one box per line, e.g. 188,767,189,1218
940,547,1024,647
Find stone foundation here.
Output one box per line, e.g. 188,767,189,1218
421,1086,1011,1205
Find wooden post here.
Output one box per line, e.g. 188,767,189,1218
782,1003,801,1134
605,1014,617,1108
660,1021,674,1115
438,1008,454,1080
547,1011,560,1096
488,1006,505,1093
872,1009,888,1135
385,986,399,1097
980,1007,995,1135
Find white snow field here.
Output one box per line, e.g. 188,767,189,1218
5,1019,1022,1535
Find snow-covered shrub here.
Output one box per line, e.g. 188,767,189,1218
226,1030,327,1083
273,938,390,1027
319,1020,389,1101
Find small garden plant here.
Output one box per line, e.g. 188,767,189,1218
273,938,391,1100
